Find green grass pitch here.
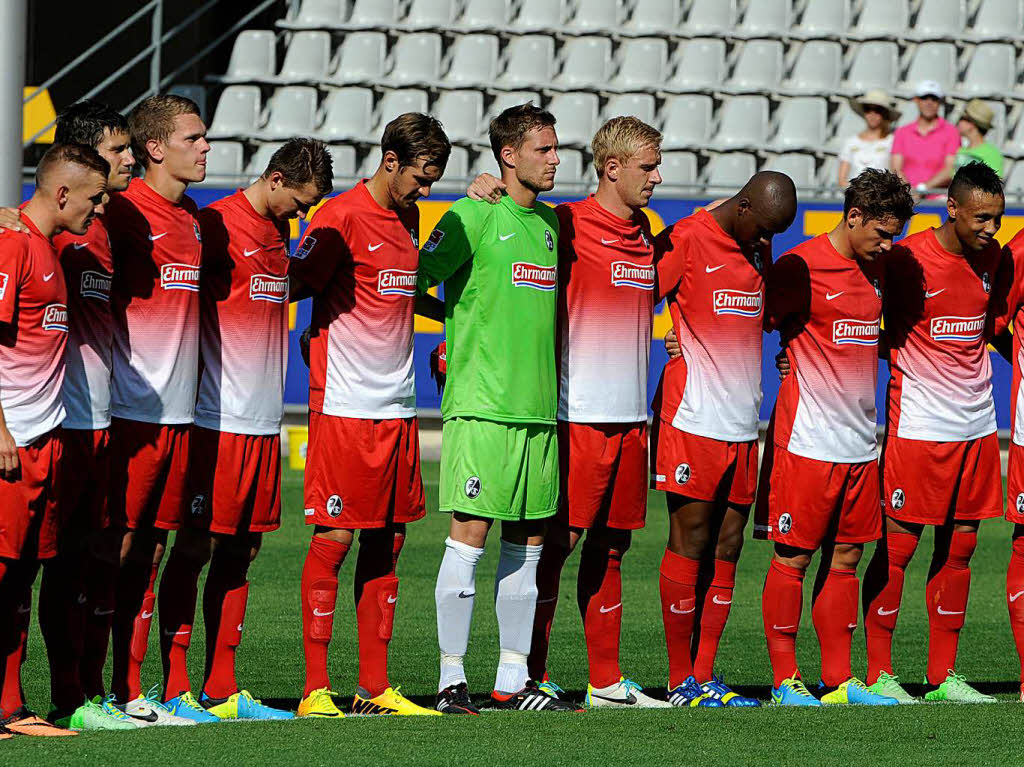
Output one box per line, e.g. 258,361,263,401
6,463,1023,765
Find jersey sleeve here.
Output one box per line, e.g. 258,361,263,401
990,244,1018,337
763,252,811,335
417,197,487,292
288,207,351,289
653,224,686,303
0,236,25,325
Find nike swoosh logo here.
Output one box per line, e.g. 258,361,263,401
141,610,154,619
599,602,622,614
592,693,637,705
148,232,168,241
1011,590,1024,603
243,247,260,257
312,608,334,617
825,291,844,300
877,607,899,616
387,595,397,604
670,604,696,615
237,623,244,631
925,289,945,298
601,238,619,245
712,595,732,605
73,242,89,250
772,624,796,630
94,608,114,616
847,623,858,630
705,264,725,273
936,606,964,615
43,272,54,281
499,233,516,241
162,629,191,636
368,242,384,251
77,594,87,605
131,710,159,723
17,605,30,614
458,591,475,599
536,597,556,604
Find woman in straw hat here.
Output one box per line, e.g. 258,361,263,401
837,89,900,187
953,99,1003,178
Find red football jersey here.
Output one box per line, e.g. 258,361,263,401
54,213,113,430
885,228,1007,441
106,178,202,425
765,233,884,463
288,181,419,418
195,190,290,436
556,196,655,424
654,208,765,442
0,214,68,446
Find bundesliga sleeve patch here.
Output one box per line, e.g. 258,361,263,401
423,228,445,252
0,272,8,300
293,235,317,260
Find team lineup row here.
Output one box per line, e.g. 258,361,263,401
0,94,1022,739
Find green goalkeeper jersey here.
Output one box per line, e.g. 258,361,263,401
418,194,559,424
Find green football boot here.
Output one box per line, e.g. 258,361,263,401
54,697,138,731
924,671,996,703
867,672,919,704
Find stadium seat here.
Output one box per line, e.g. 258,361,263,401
551,37,612,91
488,91,542,119
1005,160,1024,196
400,0,459,30
703,152,757,195
607,38,668,92
763,153,817,188
907,0,966,40
565,0,622,34
324,31,387,87
958,43,1015,98
682,0,738,36
469,146,499,178
791,0,851,38
850,0,910,38
212,30,276,84
602,93,657,126
456,0,513,31
515,0,570,32
621,0,683,37
660,94,713,149
434,146,470,191
373,89,430,133
662,38,726,93
328,143,358,181
828,100,867,153
724,40,785,94
983,101,1009,148
381,33,443,88
898,42,958,98
339,0,402,30
359,147,383,177
199,141,244,182
271,31,330,84
554,148,587,188
818,155,840,190
768,97,828,152
971,0,1024,41
494,35,556,90
245,141,285,177
434,89,485,144
658,151,699,187
708,96,770,151
256,86,319,140
316,87,375,143
843,41,900,94
1006,109,1024,157
278,0,345,29
207,85,261,139
734,0,793,38
546,92,599,147
443,34,500,89
781,41,842,95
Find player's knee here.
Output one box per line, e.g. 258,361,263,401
831,543,863,570
773,544,812,572
314,527,354,547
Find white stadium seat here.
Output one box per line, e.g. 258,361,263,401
602,93,657,126
608,38,668,92
373,89,431,133
317,87,375,143
278,0,345,29
494,36,556,90
551,36,613,91
735,0,793,38
768,97,828,152
434,145,470,192
818,155,840,190
782,41,843,94
271,31,330,84
1006,109,1024,157
515,0,570,32
546,92,599,148
763,153,817,188
434,89,485,143
621,0,683,37
850,0,910,38
328,144,358,181
359,147,383,177
199,141,244,183
791,0,851,38
843,41,900,94
324,31,387,87
898,42,958,97
401,0,459,31
256,86,319,140
907,0,966,40
381,33,443,88
724,40,785,93
958,43,1015,97
662,38,726,93
207,85,261,139
456,0,513,31
682,0,738,36
659,151,699,187
1005,161,1024,195
703,152,757,195
340,0,402,30
488,91,543,119
554,148,586,188
213,30,276,84
245,141,285,177
828,101,867,153
565,0,622,34
442,34,500,89
971,0,1024,41
709,96,770,151
660,95,713,149
983,101,1009,148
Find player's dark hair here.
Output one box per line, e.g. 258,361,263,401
844,168,915,225
489,103,557,163
380,112,451,171
262,138,334,196
948,161,1004,205
35,142,110,188
128,94,202,168
54,100,129,149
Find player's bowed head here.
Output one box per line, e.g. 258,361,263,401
253,138,334,224
942,161,1005,255
834,169,916,263
591,116,663,217
369,112,451,210
26,143,110,238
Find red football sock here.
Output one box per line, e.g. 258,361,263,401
660,549,700,689
527,540,571,681
354,532,403,698
301,536,348,697
158,551,204,700
863,531,918,684
925,529,976,686
578,545,624,689
762,560,805,688
38,552,86,713
0,560,35,718
112,560,158,702
81,555,118,699
693,558,736,683
1007,537,1024,686
202,553,251,700
812,567,858,687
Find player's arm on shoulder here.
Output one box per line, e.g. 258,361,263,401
466,172,505,204
652,226,683,303
0,207,27,233
417,200,483,292
288,215,349,302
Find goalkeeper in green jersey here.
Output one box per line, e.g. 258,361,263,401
419,104,580,714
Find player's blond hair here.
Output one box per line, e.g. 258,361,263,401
591,117,662,178
128,94,201,168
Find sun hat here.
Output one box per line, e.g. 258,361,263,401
851,89,901,123
960,99,994,132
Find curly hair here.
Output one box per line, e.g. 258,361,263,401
844,168,915,225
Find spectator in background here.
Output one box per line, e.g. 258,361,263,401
891,80,960,195
955,99,1004,177
837,89,899,187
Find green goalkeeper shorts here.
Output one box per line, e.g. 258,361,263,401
439,417,559,521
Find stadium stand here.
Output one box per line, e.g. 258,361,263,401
206,0,1024,196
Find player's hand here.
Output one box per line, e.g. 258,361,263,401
775,348,791,380
430,341,447,393
0,422,19,481
299,325,311,368
466,173,505,204
0,207,28,233
664,327,682,359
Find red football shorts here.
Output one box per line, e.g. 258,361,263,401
186,426,282,535
762,444,881,551
0,428,64,560
881,432,1002,525
108,418,190,531
557,421,647,531
1008,441,1024,524
59,428,111,537
650,419,758,506
304,411,426,529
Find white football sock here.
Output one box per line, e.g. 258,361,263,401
435,536,484,692
493,539,542,694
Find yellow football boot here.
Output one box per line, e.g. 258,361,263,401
350,686,441,716
297,687,345,718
